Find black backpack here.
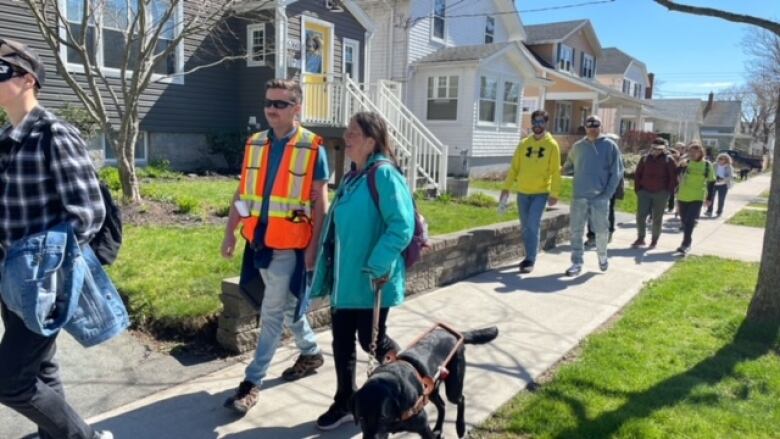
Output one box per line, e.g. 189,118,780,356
41,127,123,265
90,180,123,265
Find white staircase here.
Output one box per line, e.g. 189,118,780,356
301,76,448,194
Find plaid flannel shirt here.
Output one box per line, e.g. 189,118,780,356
0,106,105,262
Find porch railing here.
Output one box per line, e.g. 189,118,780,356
301,76,448,194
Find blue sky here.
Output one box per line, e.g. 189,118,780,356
516,0,779,98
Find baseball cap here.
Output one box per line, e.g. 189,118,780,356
0,38,46,88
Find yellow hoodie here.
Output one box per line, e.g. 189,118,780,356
503,132,562,197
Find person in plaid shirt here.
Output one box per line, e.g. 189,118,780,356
0,38,112,439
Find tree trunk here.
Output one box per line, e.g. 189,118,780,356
747,88,780,322
108,129,142,203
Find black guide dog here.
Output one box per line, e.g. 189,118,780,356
350,325,499,438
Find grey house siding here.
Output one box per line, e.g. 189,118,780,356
0,0,241,135
286,2,366,83
236,15,277,137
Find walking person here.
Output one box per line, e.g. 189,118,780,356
675,142,715,255
0,38,118,439
221,79,329,414
563,115,624,276
500,110,561,274
667,144,684,213
705,153,734,217
309,112,414,430
632,138,678,249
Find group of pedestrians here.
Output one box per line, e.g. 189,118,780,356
502,109,735,279
0,38,741,439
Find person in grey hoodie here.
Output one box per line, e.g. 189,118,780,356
562,115,624,276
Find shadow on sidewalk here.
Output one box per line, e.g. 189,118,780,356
223,421,360,439
549,319,780,439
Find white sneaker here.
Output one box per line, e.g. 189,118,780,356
565,263,583,276
599,256,609,272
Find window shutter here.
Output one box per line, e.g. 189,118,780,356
556,44,561,66
580,52,585,76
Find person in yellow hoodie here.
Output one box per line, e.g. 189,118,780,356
500,110,561,273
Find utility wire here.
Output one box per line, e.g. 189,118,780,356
407,0,615,26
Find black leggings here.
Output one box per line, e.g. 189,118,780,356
678,201,703,247
330,308,400,409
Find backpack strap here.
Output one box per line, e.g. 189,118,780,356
366,160,395,211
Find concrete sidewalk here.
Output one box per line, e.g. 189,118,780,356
6,175,771,439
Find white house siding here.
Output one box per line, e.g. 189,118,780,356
407,0,510,65
471,57,525,158
360,1,411,84
625,62,648,88
411,64,476,173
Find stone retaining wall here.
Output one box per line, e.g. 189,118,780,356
217,207,571,353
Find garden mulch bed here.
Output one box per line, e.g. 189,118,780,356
121,199,227,227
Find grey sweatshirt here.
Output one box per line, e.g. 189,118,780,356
563,136,624,200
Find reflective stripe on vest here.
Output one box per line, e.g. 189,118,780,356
237,127,321,249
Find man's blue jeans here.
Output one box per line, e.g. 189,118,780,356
517,194,549,263
570,197,610,264
244,250,320,386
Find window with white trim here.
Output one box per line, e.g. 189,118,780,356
622,79,631,94
522,97,539,113
581,53,595,79
633,83,643,99
557,44,574,73
427,75,458,120
485,16,495,44
502,81,520,125
432,0,446,41
103,131,149,164
62,0,182,79
479,76,498,123
247,23,266,67
554,102,572,134
343,38,360,81
703,138,718,147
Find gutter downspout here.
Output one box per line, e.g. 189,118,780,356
275,2,288,79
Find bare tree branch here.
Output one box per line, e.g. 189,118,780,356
653,0,780,35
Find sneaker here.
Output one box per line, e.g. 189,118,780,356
705,211,713,218
281,352,324,381
599,256,609,272
631,239,646,248
225,380,260,414
316,404,354,431
565,263,583,276
649,239,658,249
519,259,535,274
94,432,114,439
675,246,690,256
584,237,596,249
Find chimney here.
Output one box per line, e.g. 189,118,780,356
703,91,714,117
645,73,655,99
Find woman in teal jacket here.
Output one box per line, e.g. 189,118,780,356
310,112,415,430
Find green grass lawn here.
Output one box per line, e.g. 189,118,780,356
107,225,242,334
727,207,768,228
473,257,780,439
112,179,520,333
472,178,638,214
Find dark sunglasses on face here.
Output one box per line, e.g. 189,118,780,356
532,119,546,126
264,99,296,109
585,121,601,128
0,62,23,82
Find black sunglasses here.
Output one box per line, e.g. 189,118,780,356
585,121,601,128
264,99,297,109
0,61,24,82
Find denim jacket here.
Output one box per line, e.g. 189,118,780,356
0,223,129,347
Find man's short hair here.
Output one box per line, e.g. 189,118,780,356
530,110,549,122
651,137,668,147
265,79,302,104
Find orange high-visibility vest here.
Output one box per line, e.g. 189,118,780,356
238,127,322,249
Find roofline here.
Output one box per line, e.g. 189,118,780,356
235,0,375,33
525,20,603,58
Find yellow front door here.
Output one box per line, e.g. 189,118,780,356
302,20,332,123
